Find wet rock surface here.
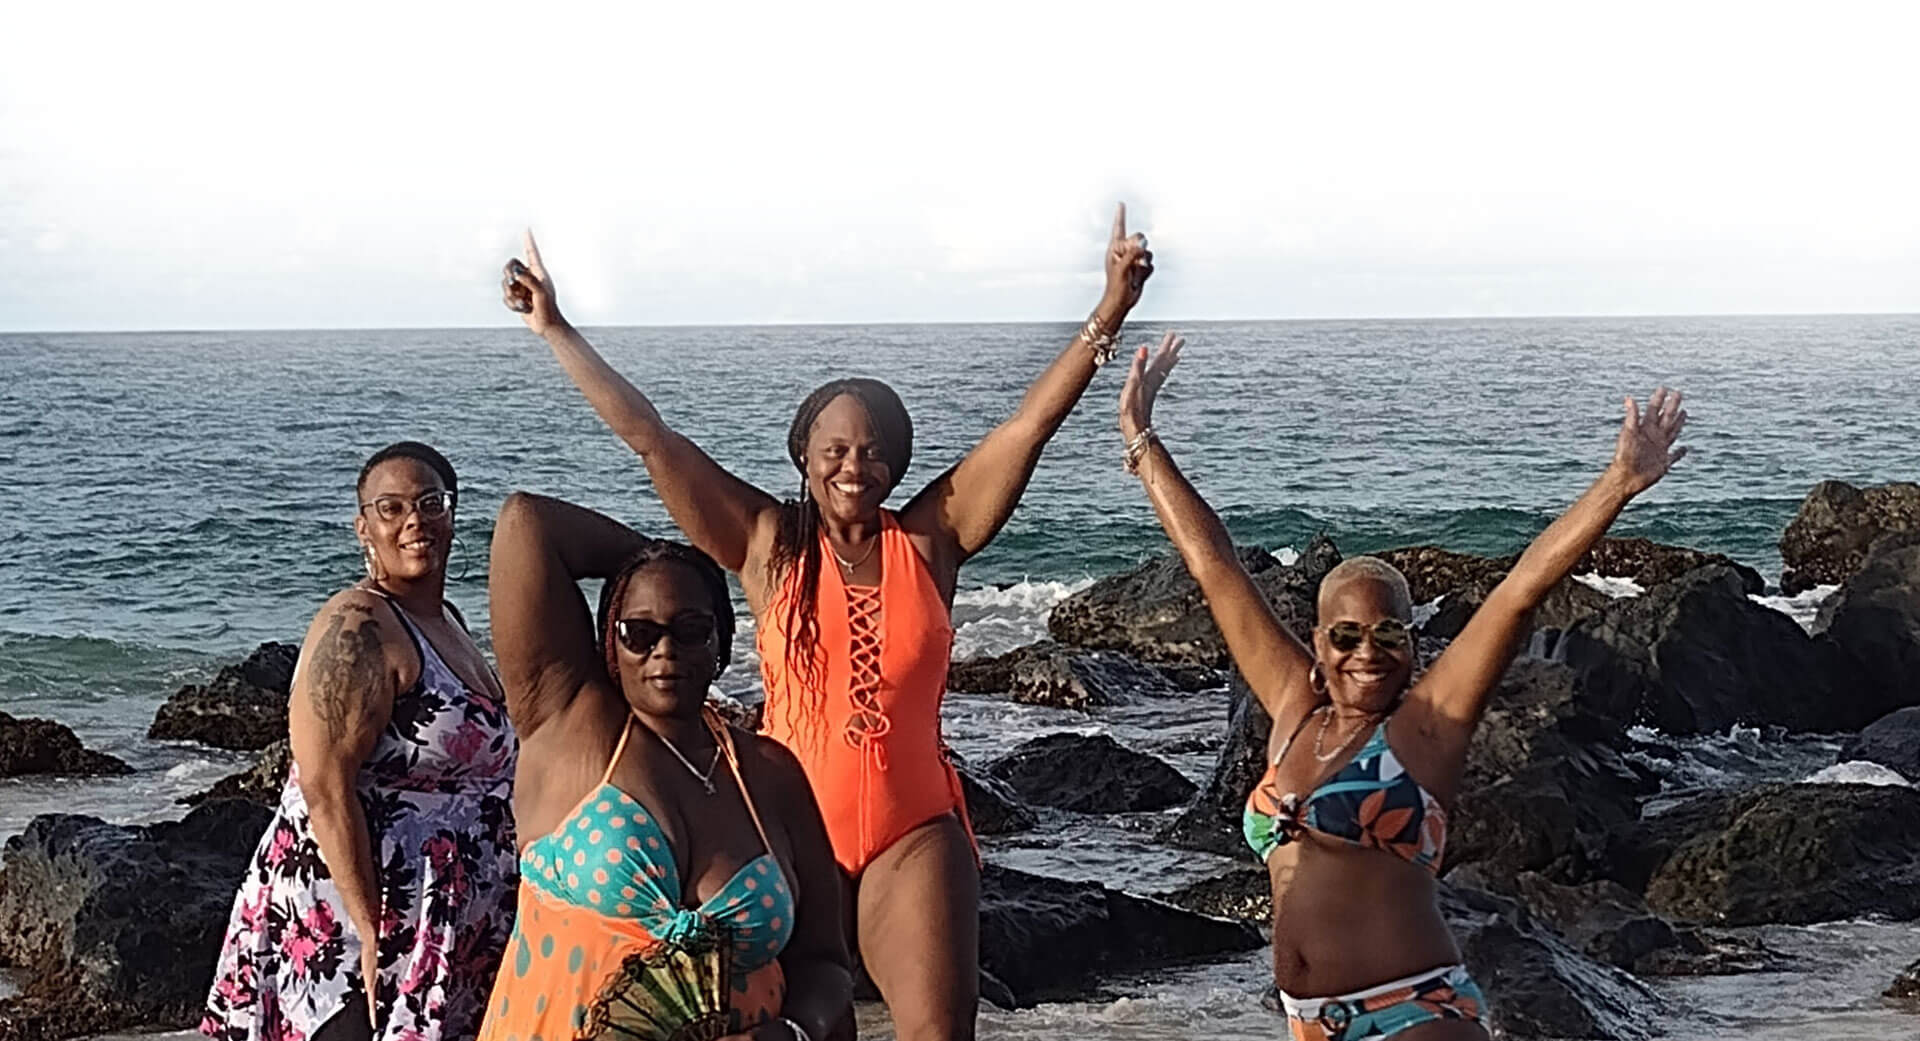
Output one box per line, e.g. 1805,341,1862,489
1046,536,1337,666
955,764,1038,835
1447,659,1657,884
1837,705,1920,781
1159,677,1272,855
1889,956,1920,1000
0,800,271,1041
1558,564,1864,733
1780,479,1920,593
147,642,298,751
0,713,131,779
1640,783,1920,926
986,732,1195,813
1814,533,1920,720
977,863,1262,1008
183,739,291,807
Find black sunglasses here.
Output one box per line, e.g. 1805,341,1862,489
1320,618,1412,653
615,614,716,655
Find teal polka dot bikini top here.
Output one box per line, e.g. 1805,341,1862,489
519,711,795,973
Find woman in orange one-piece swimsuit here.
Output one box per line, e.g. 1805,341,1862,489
501,206,1156,1041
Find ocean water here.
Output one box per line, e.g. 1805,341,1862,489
4,316,1919,1040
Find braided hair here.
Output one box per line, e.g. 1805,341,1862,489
766,379,913,745
595,541,737,700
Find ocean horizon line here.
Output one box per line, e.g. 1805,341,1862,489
2,309,1917,338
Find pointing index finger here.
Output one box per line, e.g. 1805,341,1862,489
523,228,547,278
1111,202,1127,243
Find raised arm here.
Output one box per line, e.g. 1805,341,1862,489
487,491,652,735
902,204,1153,566
504,232,779,575
285,588,411,1025
1413,389,1689,734
1117,334,1317,722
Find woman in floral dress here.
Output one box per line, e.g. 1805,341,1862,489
202,442,518,1041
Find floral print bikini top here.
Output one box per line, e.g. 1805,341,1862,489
1243,711,1448,874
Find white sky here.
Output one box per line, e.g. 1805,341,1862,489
2,1,1917,331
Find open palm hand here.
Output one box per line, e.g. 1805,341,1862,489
1611,387,1689,495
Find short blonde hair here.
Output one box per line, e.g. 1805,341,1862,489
1317,556,1415,620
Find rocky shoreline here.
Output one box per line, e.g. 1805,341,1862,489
4,479,1919,1040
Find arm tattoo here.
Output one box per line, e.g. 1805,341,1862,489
309,602,387,741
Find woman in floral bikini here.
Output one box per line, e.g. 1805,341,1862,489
202,442,519,1041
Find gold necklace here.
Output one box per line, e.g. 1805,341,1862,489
1312,706,1377,763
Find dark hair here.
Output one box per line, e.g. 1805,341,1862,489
594,541,737,700
766,379,912,745
358,441,458,500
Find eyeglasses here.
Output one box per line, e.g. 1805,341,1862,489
615,614,717,655
1320,618,1413,653
359,490,456,523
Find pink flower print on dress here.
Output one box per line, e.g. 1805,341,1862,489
263,824,297,868
443,720,487,765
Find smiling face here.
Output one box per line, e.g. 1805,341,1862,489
802,393,893,526
353,457,453,584
612,560,721,719
1312,576,1417,710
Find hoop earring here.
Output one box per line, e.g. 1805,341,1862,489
1309,662,1329,697
361,542,382,583
448,534,471,582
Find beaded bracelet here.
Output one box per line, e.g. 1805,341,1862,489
1124,427,1158,473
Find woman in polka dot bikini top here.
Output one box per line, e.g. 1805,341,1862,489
476,493,851,1041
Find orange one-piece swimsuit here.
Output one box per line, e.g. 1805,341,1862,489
759,509,973,876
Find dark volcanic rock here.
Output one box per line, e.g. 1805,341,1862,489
1157,865,1270,922
977,863,1261,1008
1889,957,1920,1000
183,739,291,807
0,800,272,1040
1558,564,1864,733
1010,648,1180,709
1642,783,1920,925
1159,677,1272,855
1374,545,1512,605
1816,533,1920,720
1780,479,1920,593
1838,706,1920,781
955,765,1038,835
1046,536,1338,666
1574,537,1764,595
986,733,1195,813
1423,573,1611,641
0,712,131,779
1447,659,1657,884
949,641,1187,708
148,642,298,751
1440,882,1667,1041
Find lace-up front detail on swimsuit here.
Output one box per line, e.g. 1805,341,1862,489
842,583,890,758
1244,712,1448,873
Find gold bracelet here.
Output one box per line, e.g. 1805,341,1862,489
1081,311,1121,366
1124,427,1157,473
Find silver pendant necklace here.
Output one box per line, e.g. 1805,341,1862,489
828,533,877,573
651,728,722,795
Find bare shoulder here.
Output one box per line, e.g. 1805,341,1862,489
734,728,813,796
